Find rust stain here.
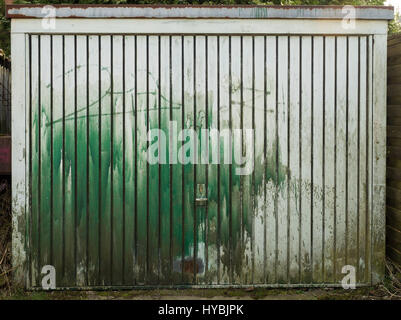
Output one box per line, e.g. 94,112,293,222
173,258,205,274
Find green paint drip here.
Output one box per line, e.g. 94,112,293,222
32,63,288,283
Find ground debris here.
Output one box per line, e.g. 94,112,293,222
373,259,401,300
0,178,11,296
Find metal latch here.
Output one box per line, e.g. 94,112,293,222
195,184,208,206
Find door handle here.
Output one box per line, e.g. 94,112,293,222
195,183,207,206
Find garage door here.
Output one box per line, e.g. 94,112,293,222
27,33,375,288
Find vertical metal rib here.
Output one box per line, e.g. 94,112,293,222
122,35,126,283
370,36,374,285
345,36,349,266
365,36,369,283
322,36,326,282
62,35,66,279
217,35,221,284
181,35,185,283
28,34,33,285
38,35,41,284
251,36,255,283
134,35,138,284
98,35,102,282
240,35,243,275
110,35,114,284
298,36,302,283
158,35,162,282
356,36,361,283
286,35,291,283
169,35,173,278
50,35,54,267
333,36,337,280
263,36,267,283
311,36,314,280
193,35,197,283
205,35,209,280
86,35,90,286
146,35,150,282
74,35,78,285
228,35,233,283
275,35,279,282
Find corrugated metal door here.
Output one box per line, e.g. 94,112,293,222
28,34,374,288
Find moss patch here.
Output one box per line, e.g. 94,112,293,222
1,286,395,300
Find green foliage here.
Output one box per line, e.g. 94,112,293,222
277,0,385,4
389,12,401,35
0,1,10,56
